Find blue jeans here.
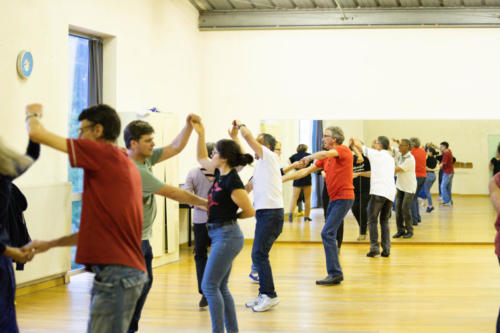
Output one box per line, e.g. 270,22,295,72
322,199,354,276
0,256,18,333
423,172,436,207
252,209,284,298
441,173,454,204
88,265,147,333
202,223,244,333
128,240,153,333
410,177,426,223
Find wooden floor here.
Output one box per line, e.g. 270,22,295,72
16,195,500,333
280,195,497,243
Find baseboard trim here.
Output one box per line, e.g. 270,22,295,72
16,273,68,297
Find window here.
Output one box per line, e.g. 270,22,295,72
68,33,102,269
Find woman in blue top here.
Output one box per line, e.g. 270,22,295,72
191,120,255,333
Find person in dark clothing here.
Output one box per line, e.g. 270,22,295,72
352,153,371,240
0,129,40,333
288,144,313,222
490,142,500,176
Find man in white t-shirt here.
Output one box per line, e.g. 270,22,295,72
392,139,417,239
351,136,396,257
234,120,284,313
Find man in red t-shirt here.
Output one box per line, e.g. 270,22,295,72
439,141,454,206
24,104,147,333
283,126,356,286
410,137,427,225
488,172,500,331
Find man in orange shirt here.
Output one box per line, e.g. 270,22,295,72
409,137,427,225
283,126,357,286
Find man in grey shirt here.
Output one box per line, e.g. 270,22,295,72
125,117,207,333
183,142,216,308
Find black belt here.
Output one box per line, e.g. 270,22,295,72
207,220,237,230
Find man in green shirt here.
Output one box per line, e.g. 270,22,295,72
124,115,207,333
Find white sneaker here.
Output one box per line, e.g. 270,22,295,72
246,294,263,308
252,294,279,312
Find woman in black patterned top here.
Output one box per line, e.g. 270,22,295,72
191,120,255,333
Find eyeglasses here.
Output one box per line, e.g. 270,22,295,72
77,124,96,138
323,134,332,138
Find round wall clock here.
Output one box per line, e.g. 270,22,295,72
17,51,34,79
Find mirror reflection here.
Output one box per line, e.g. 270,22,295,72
260,119,499,244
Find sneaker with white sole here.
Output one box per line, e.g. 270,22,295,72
252,294,279,312
249,271,259,284
246,294,263,308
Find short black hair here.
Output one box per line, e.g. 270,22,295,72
297,144,308,153
78,104,121,142
124,120,155,149
440,141,449,149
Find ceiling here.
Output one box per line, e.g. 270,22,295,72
188,0,500,29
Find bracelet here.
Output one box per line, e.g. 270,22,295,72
25,114,40,120
237,124,246,129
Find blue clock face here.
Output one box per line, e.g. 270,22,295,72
17,51,33,78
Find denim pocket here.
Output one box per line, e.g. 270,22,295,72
90,279,117,315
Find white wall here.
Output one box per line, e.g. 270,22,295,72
200,28,500,129
1,0,201,284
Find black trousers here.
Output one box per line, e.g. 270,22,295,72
351,190,370,235
193,223,211,295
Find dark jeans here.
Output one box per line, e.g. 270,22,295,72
252,208,284,298
128,240,153,333
0,256,18,333
194,223,211,295
352,190,370,235
322,199,354,276
367,195,393,253
395,189,415,233
410,177,426,223
322,187,344,249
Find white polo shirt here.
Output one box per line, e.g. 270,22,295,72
395,151,417,194
252,146,284,210
363,146,396,201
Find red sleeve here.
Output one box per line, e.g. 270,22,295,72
442,152,450,165
315,158,326,169
66,139,102,171
495,173,500,187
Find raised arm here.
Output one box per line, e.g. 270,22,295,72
283,164,320,183
26,104,67,153
156,114,200,163
232,189,255,219
191,121,214,173
233,120,263,159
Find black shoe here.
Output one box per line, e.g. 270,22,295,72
412,222,418,226
402,232,413,238
393,231,405,238
381,250,390,257
316,275,343,285
288,213,293,222
199,295,208,308
366,251,380,257
304,217,312,222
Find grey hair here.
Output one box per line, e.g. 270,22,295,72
0,138,33,177
326,126,345,145
409,137,421,148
